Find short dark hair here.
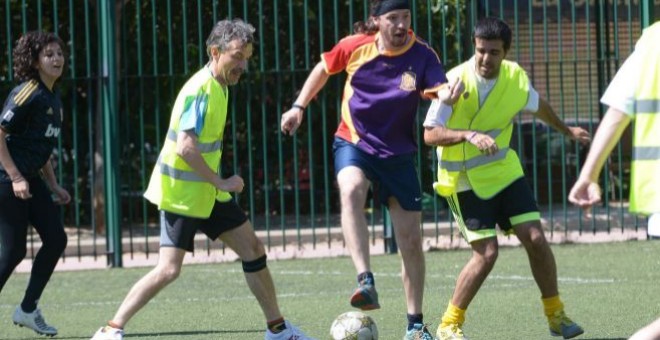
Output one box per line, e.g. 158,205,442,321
473,17,512,51
13,31,66,83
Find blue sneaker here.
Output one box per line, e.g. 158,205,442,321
349,279,380,310
549,310,584,339
403,323,434,340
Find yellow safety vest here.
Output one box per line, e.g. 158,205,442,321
144,68,232,218
435,60,529,198
629,22,660,214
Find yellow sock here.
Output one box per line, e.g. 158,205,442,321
440,302,466,327
542,295,564,318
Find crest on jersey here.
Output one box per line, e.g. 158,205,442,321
2,110,14,122
47,107,54,115
399,71,417,91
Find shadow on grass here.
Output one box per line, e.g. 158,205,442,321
25,329,263,340
126,329,262,338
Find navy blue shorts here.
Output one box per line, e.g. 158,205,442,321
333,137,422,211
160,200,248,252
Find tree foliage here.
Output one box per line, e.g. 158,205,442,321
0,0,467,228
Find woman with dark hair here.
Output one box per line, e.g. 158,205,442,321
0,31,70,337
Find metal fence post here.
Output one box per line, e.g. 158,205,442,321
383,207,397,254
641,0,655,28
100,0,122,267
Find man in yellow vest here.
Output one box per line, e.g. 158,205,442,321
424,17,590,339
569,21,660,340
90,19,314,340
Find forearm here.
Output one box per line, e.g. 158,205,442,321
533,98,572,137
40,160,59,187
0,130,23,181
578,108,631,181
293,62,330,107
424,126,473,146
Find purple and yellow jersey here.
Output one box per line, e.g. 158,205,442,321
323,30,447,158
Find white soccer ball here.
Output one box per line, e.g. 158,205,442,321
329,311,378,340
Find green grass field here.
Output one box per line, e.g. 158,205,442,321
2,241,660,339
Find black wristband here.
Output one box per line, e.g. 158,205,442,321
292,103,306,111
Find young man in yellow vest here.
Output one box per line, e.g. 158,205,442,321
90,19,314,340
424,17,590,339
569,21,660,340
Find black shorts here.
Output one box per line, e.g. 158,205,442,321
160,200,248,252
333,137,422,211
446,177,540,243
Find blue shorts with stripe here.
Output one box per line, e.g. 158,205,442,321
333,137,422,211
446,177,540,243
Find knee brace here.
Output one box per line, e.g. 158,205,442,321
242,254,267,273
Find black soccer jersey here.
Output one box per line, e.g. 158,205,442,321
0,79,63,182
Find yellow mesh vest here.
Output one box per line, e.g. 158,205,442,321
435,60,529,199
629,22,660,214
144,68,232,218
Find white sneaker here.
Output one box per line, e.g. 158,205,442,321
12,306,58,336
91,325,125,340
265,320,316,340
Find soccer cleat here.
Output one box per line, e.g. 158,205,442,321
437,323,468,340
403,323,434,340
12,306,57,337
265,320,316,340
548,310,584,339
90,325,125,340
12,306,57,336
349,279,380,311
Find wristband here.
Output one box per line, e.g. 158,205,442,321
292,103,306,111
11,176,25,183
466,131,477,142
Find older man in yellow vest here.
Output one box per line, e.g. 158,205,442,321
90,19,313,340
569,21,660,340
424,17,590,340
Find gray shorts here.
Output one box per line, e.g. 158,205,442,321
160,200,248,252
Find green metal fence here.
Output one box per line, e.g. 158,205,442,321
0,0,657,267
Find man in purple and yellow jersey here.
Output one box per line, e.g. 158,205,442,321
281,1,459,339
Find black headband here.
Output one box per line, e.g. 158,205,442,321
373,0,410,16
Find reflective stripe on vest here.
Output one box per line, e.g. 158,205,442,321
635,99,660,113
440,148,510,172
166,129,223,153
159,159,207,182
633,146,660,161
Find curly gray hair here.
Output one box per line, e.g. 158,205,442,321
206,18,255,57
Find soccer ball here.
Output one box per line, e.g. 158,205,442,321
329,311,378,340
